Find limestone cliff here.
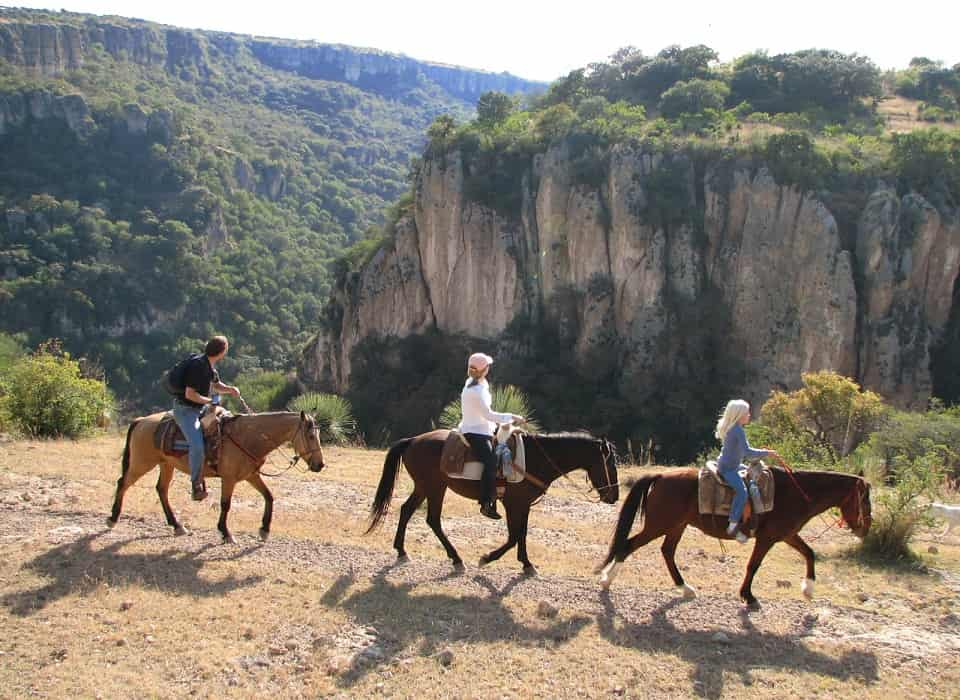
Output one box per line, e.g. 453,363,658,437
0,12,545,101
304,145,960,411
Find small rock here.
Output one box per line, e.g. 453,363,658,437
284,639,297,651
612,686,625,696
362,645,386,661
856,592,870,603
115,638,127,647
928,545,939,554
242,628,254,640
268,646,286,656
776,579,791,588
145,635,155,644
711,631,730,644
21,493,31,502
536,600,558,619
119,601,134,612
326,654,351,674
437,648,454,667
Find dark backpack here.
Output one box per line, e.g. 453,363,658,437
160,353,202,396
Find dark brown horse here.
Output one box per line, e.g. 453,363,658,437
366,430,619,574
597,467,871,609
108,411,325,543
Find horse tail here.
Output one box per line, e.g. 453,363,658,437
365,437,414,534
121,419,140,477
599,474,660,569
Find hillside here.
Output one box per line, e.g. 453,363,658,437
0,7,545,403
303,47,960,458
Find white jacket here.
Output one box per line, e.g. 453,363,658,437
458,380,514,436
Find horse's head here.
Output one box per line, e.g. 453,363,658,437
293,411,326,472
588,438,620,505
840,478,872,538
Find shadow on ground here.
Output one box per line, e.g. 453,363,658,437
596,592,879,699
320,563,590,688
2,531,263,616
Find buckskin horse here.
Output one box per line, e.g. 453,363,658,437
366,430,619,574
597,465,871,609
108,411,325,543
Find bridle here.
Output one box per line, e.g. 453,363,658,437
225,413,324,474
837,478,868,531
526,434,619,502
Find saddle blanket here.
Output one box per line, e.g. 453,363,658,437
442,425,526,484
153,408,230,464
698,460,775,516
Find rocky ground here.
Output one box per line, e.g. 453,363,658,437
1,437,959,698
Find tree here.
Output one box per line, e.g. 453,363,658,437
658,79,730,118
757,370,886,464
476,91,515,128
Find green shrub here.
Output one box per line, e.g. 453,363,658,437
859,451,945,561
658,79,730,119
227,369,298,413
0,341,114,438
287,392,356,445
858,404,960,480
438,384,541,433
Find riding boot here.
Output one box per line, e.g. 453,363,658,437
480,501,501,520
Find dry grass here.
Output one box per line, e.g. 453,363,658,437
1,433,959,698
876,95,960,134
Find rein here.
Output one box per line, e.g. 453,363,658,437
525,434,618,503
775,457,812,503
224,414,322,477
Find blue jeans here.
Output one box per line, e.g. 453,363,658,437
720,466,749,524
172,402,204,483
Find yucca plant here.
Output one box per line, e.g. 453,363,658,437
287,392,357,445
438,384,541,433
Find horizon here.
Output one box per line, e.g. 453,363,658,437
6,1,960,84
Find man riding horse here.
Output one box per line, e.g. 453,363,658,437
170,335,242,501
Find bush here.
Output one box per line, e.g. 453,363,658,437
754,370,886,466
857,403,960,481
438,384,541,433
227,369,298,413
658,79,730,119
859,451,945,561
287,392,356,445
0,341,114,438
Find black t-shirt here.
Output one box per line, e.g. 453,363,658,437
178,355,220,408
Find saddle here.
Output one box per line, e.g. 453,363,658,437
153,406,232,470
698,460,775,529
441,426,527,497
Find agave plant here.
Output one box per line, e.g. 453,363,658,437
438,384,541,433
287,392,357,445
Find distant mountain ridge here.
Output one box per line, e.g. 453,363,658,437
0,9,546,99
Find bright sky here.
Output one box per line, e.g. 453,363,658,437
14,1,960,82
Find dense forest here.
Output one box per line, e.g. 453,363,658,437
0,7,539,407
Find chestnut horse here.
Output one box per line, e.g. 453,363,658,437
366,430,619,574
597,467,871,609
108,411,325,543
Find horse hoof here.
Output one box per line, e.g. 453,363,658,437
174,526,190,537
223,534,237,545
106,517,116,529
677,583,697,600
259,529,269,542
478,556,489,568
396,553,410,564
741,599,761,612
523,565,538,578
598,560,619,590
452,561,465,573
801,578,815,600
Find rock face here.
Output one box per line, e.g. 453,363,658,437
304,144,960,410
0,90,92,136
0,14,545,102
248,42,546,101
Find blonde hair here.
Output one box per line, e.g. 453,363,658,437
715,399,750,440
